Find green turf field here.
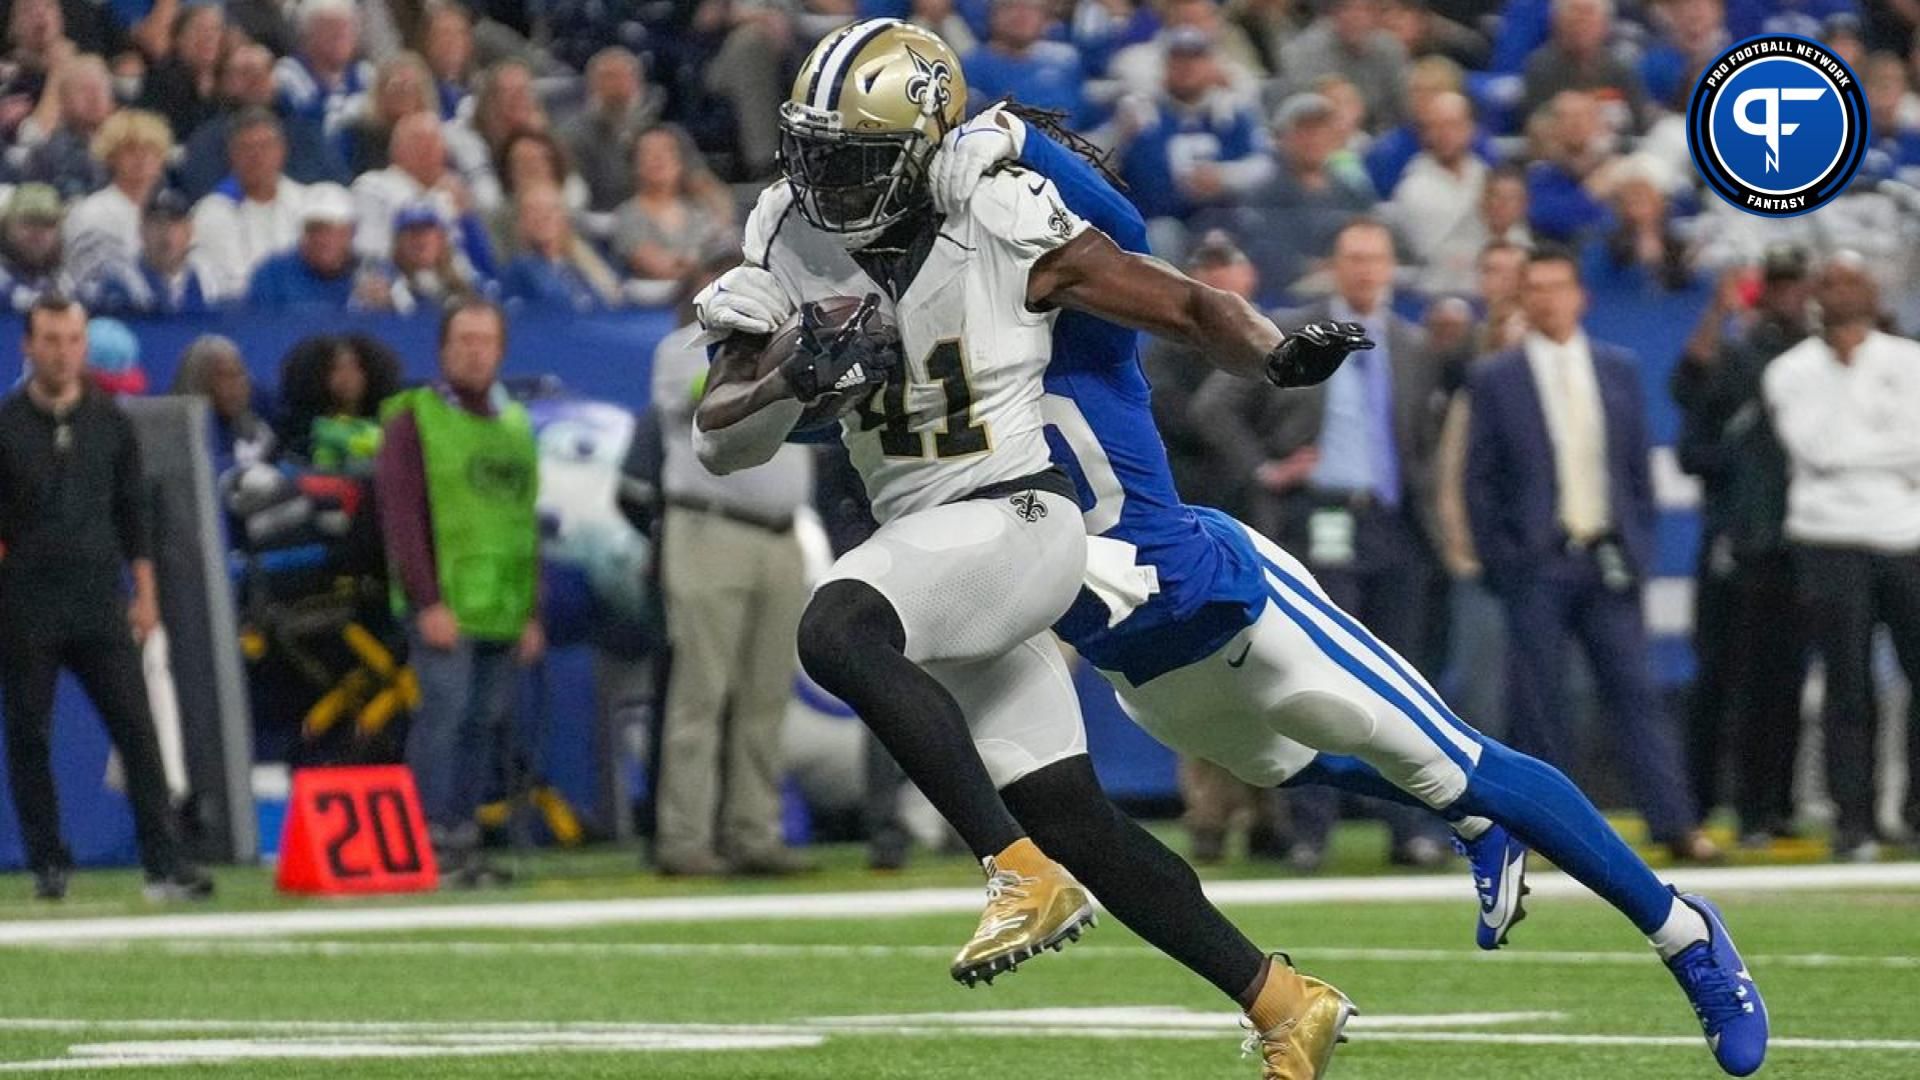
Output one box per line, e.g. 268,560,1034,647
0,838,1914,1079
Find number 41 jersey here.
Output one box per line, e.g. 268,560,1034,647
744,167,1089,523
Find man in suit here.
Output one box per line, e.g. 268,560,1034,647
1465,246,1717,862
1194,218,1447,655
1191,217,1451,868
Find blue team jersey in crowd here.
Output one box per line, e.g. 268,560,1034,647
962,43,1091,128
1017,130,1267,685
1117,98,1266,221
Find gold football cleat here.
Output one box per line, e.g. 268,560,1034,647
950,838,1096,987
1241,956,1357,1079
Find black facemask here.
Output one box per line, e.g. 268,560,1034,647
779,126,931,235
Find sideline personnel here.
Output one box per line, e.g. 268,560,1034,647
649,253,814,878
377,298,544,887
1465,248,1717,863
0,294,212,902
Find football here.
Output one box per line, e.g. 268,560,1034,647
759,295,899,433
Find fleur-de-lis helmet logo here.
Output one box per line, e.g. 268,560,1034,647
904,45,953,116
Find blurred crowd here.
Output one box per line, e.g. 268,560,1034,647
9,0,1920,885
0,0,743,315
7,0,1920,322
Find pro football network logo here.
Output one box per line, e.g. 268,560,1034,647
1687,34,1868,217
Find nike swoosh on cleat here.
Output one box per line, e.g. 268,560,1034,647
1028,181,1046,195
1479,851,1526,924
1226,641,1253,668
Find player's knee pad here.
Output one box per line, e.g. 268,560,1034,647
1383,754,1471,810
1354,730,1474,810
795,580,906,689
1289,750,1467,812
1277,690,1472,810
1271,689,1380,756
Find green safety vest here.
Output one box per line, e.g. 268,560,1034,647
383,388,539,641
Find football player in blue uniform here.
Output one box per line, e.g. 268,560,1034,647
920,102,1769,1078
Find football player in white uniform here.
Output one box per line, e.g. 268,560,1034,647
694,20,1372,1077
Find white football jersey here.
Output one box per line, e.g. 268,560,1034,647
743,167,1090,523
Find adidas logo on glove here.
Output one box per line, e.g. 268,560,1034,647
833,363,867,392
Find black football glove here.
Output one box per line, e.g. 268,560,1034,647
1262,320,1376,389
780,294,901,403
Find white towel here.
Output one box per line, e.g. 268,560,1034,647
1081,535,1161,629
103,626,189,800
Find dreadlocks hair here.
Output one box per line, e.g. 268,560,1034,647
277,333,405,459
997,98,1128,191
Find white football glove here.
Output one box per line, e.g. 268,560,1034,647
692,264,794,344
930,103,1028,216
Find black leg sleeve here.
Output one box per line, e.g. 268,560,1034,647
64,625,180,879
0,626,69,873
1003,755,1266,1002
864,732,910,859
797,580,1024,861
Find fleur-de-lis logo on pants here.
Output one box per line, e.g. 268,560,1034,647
1009,491,1047,523
905,46,953,115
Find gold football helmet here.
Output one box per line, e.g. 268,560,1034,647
779,19,967,234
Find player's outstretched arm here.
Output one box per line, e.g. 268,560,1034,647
692,335,806,475
1028,229,1372,388
1029,229,1280,377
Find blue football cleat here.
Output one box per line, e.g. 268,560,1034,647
1456,824,1529,950
1665,892,1768,1076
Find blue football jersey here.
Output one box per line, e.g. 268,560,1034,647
1019,130,1268,685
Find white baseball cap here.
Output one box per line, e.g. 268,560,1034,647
301,183,356,226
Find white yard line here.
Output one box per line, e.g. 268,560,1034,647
0,863,1914,944
1360,1033,1920,1052
23,937,1920,973
804,1007,1567,1031
0,1012,1563,1037
0,1033,824,1072
0,1020,814,1035
0,1012,1913,1073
